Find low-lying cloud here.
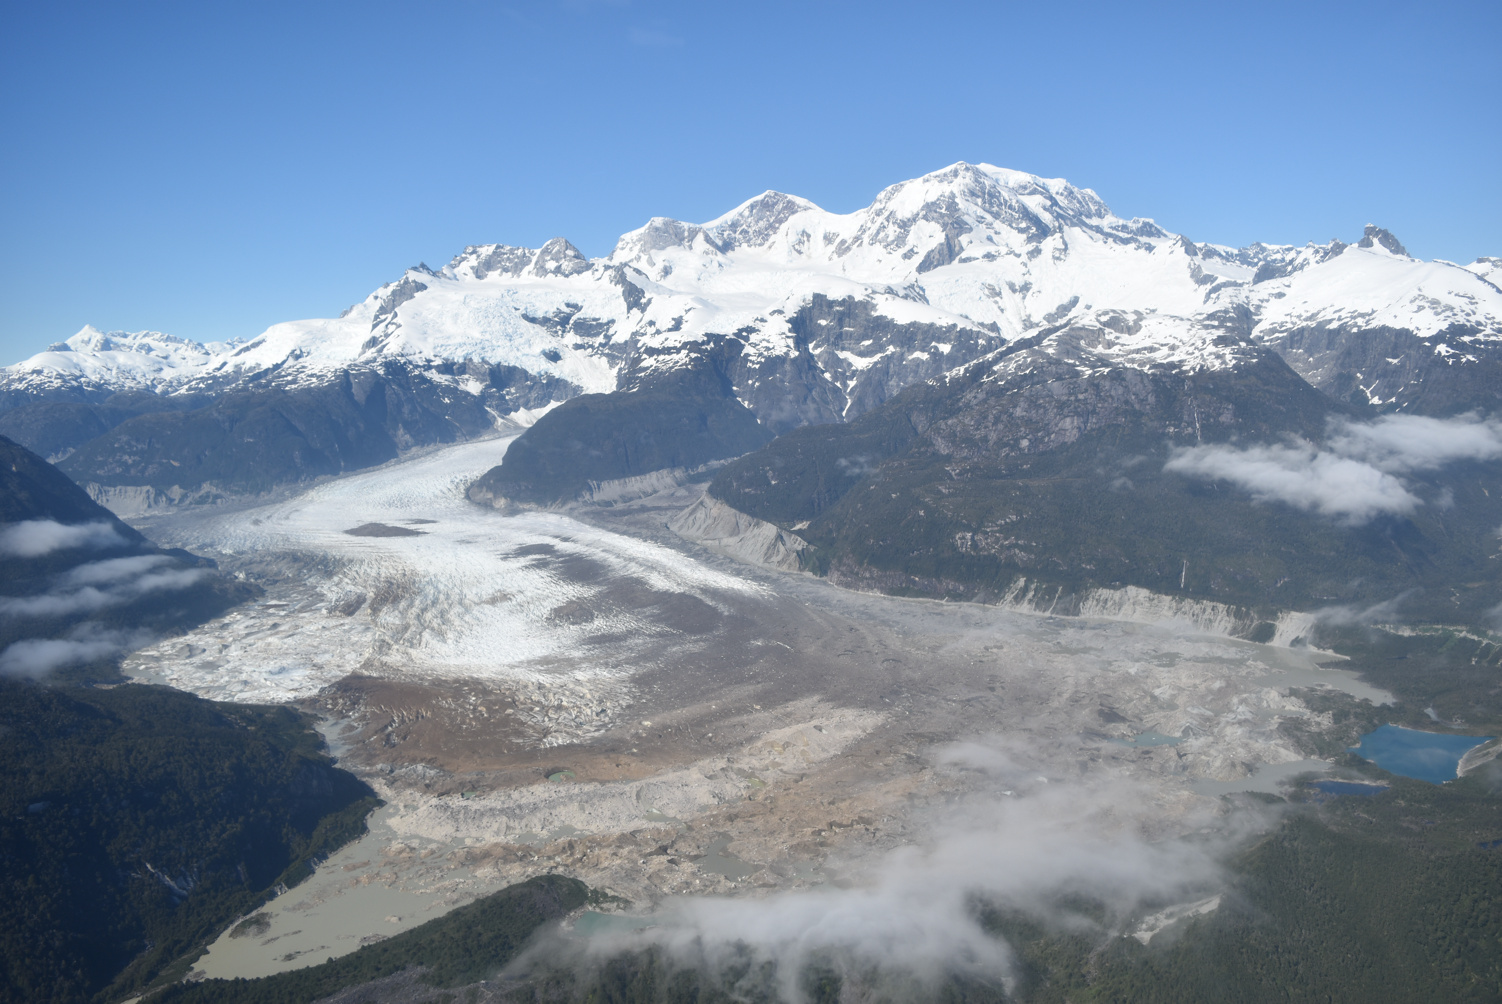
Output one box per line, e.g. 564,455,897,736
0,627,153,678
1329,413,1502,471
0,556,202,619
543,741,1259,999
1307,591,1416,629
0,555,203,619
1165,413,1502,524
0,519,126,557
62,554,176,586
836,455,878,478
1165,442,1420,522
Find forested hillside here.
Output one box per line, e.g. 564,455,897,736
0,682,377,1004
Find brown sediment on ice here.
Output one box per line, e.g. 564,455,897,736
345,522,427,537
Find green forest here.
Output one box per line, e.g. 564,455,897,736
0,681,376,1004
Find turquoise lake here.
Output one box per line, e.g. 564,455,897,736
573,912,656,937
1348,725,1492,784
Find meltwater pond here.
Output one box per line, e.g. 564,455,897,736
1349,725,1493,784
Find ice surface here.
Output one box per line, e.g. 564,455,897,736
123,436,759,708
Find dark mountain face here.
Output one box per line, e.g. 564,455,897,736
0,391,208,462
1264,321,1502,416
466,300,1005,509
469,365,774,507
724,294,1006,434
1,437,374,1004
710,334,1345,524
1,434,148,530
49,361,572,496
0,435,255,679
706,333,1502,626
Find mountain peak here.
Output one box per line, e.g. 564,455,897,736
612,217,722,260
530,237,591,277
891,162,1111,217
448,243,536,281
705,190,819,251
7,162,1497,434
61,326,208,356
1358,224,1409,257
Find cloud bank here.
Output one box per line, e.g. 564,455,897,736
0,555,203,619
554,741,1255,999
1329,413,1502,472
1165,442,1420,522
0,551,203,677
0,519,126,557
1165,413,1502,524
0,627,153,678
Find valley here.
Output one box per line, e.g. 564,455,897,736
2,157,1498,1001
114,435,1394,980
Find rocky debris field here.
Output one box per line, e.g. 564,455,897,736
121,439,1388,979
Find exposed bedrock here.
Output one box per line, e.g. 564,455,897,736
725,294,1005,433
1262,321,1502,414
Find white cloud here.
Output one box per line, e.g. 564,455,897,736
1164,413,1502,525
0,557,203,618
1328,413,1502,472
1308,592,1416,628
0,519,125,557
1165,442,1419,523
557,741,1250,997
63,554,172,585
0,628,153,678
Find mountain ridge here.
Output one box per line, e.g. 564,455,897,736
3,162,1498,497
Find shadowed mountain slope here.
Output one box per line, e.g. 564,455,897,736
0,435,255,675
0,681,378,1004
706,330,1502,627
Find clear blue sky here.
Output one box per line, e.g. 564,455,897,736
2,0,1498,362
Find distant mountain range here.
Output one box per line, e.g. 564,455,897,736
3,163,1499,632
2,163,1497,498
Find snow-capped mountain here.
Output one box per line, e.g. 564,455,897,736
3,163,1498,493
2,327,235,404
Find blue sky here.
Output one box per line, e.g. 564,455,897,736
2,0,1497,361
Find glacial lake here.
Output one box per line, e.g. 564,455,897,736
1348,725,1493,784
